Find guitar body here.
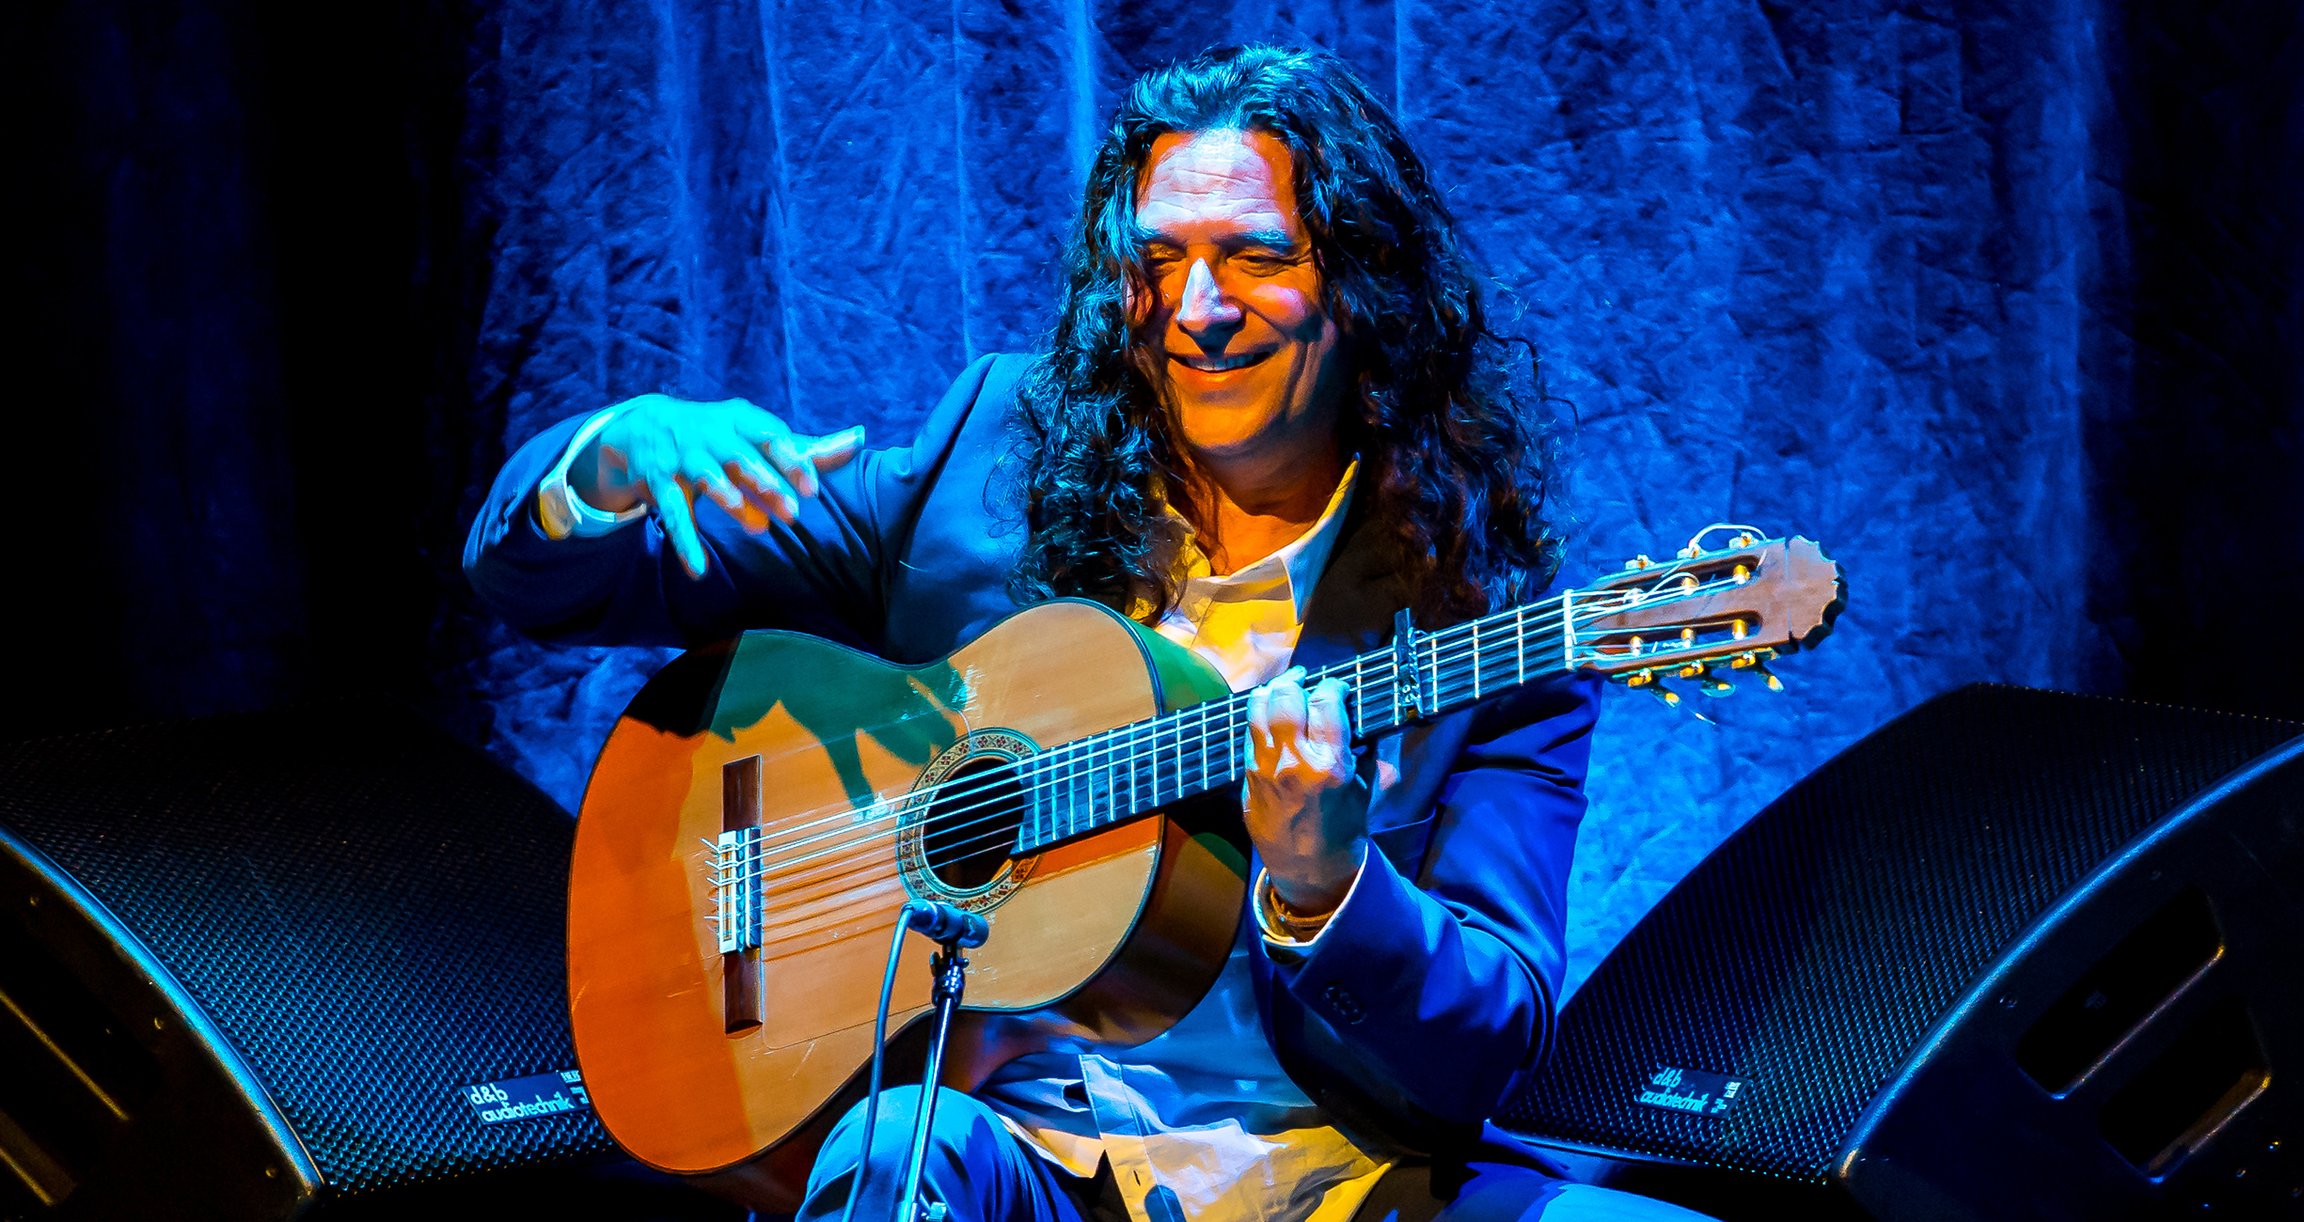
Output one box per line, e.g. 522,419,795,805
567,600,1245,1208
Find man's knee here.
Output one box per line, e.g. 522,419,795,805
818,1086,1001,1175
800,1087,1045,1222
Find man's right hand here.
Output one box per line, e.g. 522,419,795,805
570,394,865,579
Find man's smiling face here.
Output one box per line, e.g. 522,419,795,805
1135,128,1346,470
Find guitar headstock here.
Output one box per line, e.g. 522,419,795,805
1566,526,1845,706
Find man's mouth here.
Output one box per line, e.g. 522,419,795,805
1169,350,1274,374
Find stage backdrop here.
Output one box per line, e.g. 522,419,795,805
18,0,2299,994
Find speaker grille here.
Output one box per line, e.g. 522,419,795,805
1500,685,2301,1181
0,708,614,1199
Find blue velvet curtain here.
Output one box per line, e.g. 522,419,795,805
17,0,2299,991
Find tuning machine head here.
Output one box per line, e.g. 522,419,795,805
1623,667,1681,708
1675,661,1737,698
1728,649,1784,692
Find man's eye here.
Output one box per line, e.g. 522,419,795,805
1233,254,1292,275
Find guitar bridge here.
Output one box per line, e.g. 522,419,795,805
712,826,763,954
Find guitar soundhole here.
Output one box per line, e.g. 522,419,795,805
920,755,1025,893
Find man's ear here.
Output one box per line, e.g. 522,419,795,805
1121,270,1152,327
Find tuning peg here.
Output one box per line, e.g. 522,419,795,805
1622,668,1682,708
1696,669,1737,698
1728,651,1784,692
1623,554,1654,571
1671,661,1734,697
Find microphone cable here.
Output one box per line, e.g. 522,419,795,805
838,914,914,1222
839,899,988,1222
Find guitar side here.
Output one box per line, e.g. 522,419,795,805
567,600,1243,1205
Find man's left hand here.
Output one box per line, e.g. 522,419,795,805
1245,666,1369,915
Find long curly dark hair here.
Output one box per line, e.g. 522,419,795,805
1009,44,1562,626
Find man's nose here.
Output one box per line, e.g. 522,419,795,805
1174,258,1243,339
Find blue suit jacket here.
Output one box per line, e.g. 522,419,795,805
464,353,1602,1156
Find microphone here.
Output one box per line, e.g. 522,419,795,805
901,899,989,948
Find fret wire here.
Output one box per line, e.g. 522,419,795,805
1172,706,1184,802
1236,690,1252,781
1024,754,1041,846
1144,717,1156,809
1191,699,1214,794
1106,726,1120,823
1471,619,1483,700
1107,730,1120,826
1155,714,1170,807
1374,655,1398,731
1419,627,1437,714
1181,703,1198,797
1362,657,1383,732
1197,699,1218,792
1428,627,1446,713
1349,654,1365,737
1074,745,1088,837
1515,604,1526,686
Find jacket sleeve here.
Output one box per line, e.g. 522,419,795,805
1264,671,1601,1125
461,353,1004,650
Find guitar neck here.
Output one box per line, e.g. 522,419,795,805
1011,594,1574,855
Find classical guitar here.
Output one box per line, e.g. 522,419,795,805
565,526,1844,1206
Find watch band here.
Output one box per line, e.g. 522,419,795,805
1254,867,1340,946
537,407,648,540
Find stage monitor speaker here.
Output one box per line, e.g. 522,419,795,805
1501,685,2304,1221
0,706,632,1221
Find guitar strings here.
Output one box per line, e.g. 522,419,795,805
726,570,1735,881
720,593,1594,876
748,651,1587,950
739,584,1758,949
746,553,1741,871
731,637,1581,932
719,561,1722,875
735,634,1611,945
716,595,1569,876
720,580,1745,914
729,600,1747,937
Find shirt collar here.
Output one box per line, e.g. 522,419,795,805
1170,458,1359,622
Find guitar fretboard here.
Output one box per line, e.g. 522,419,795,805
1011,593,1575,854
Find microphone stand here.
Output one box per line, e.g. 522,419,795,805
893,935,971,1222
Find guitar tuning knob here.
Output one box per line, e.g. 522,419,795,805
1728,651,1785,692
1643,682,1683,710
1696,670,1737,698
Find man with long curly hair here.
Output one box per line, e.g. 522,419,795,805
469,42,1710,1222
